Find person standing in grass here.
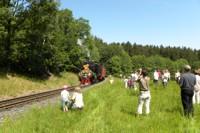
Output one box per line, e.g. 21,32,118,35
193,69,200,104
131,71,138,90
153,69,159,87
109,75,114,84
162,70,169,88
179,65,196,117
137,69,151,115
124,76,128,89
175,70,181,83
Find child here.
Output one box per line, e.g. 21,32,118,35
60,85,71,112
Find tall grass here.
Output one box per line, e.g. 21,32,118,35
1,78,200,133
0,72,79,99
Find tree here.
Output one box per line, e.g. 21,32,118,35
131,55,147,70
174,59,189,72
86,36,100,62
12,0,58,75
106,56,122,76
120,51,132,75
192,61,200,70
99,43,125,63
0,0,28,69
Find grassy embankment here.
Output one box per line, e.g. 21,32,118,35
1,78,200,132
0,72,79,99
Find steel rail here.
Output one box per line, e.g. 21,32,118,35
0,85,86,112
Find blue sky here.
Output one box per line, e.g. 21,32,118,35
60,0,200,50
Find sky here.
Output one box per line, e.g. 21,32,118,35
60,0,200,50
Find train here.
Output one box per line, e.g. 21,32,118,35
79,61,106,85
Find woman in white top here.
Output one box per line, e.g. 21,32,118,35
193,69,200,104
71,87,84,109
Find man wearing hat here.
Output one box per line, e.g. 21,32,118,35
193,69,200,104
179,65,196,117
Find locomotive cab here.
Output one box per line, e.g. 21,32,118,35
79,61,106,85
79,64,92,85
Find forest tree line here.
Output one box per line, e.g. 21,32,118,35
1,0,200,78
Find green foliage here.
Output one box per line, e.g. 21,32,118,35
86,36,100,62
174,59,189,72
122,43,200,64
120,51,132,75
0,1,200,78
0,0,26,67
53,9,82,72
0,1,92,76
106,56,122,76
192,61,200,70
99,43,123,63
146,55,174,71
131,55,147,70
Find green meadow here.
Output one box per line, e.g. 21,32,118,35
0,72,79,99
1,78,200,133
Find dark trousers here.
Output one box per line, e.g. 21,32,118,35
181,89,194,117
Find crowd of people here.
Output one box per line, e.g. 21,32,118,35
60,64,200,118
153,69,171,88
122,65,200,118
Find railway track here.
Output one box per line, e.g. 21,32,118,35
0,85,88,112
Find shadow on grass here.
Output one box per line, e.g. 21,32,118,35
120,106,135,115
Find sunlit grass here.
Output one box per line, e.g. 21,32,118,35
0,72,79,98
1,78,200,132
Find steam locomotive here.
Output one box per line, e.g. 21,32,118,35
79,61,106,85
